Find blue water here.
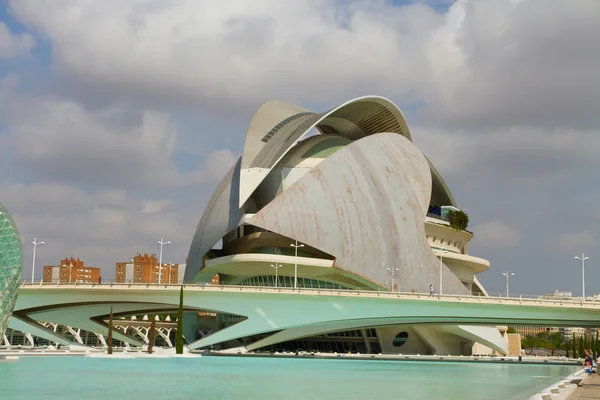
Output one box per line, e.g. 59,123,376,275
0,356,578,400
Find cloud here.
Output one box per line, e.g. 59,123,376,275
0,78,237,188
0,180,202,280
8,0,600,128
0,22,34,58
470,220,519,248
414,125,600,187
546,231,595,253
1,0,600,296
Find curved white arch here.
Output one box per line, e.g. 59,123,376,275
238,95,412,207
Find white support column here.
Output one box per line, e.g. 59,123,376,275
66,326,84,344
95,333,107,348
131,326,150,344
156,328,173,348
24,333,35,347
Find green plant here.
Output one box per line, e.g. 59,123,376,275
447,210,469,231
507,327,516,334
176,286,184,354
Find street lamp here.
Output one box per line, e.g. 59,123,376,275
575,253,589,301
439,248,449,296
387,267,399,292
168,263,174,284
62,263,73,284
157,237,171,285
31,238,45,283
271,263,283,288
502,271,515,297
290,240,304,289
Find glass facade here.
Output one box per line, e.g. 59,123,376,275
231,275,352,290
0,203,23,336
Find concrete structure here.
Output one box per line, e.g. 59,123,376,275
7,284,600,353
0,203,23,336
183,96,497,354
9,97,599,355
115,253,184,284
43,257,101,284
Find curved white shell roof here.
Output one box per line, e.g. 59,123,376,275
186,96,460,289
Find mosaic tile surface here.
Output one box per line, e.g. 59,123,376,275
0,203,23,336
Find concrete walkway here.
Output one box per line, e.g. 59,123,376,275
568,374,600,399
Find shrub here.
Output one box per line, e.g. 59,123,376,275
447,209,469,231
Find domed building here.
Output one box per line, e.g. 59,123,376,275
186,96,506,355
0,203,23,336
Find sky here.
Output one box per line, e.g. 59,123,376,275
0,0,599,296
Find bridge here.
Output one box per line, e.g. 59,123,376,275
8,283,600,352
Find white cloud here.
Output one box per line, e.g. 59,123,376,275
471,220,519,247
9,0,600,128
414,125,600,185
2,0,600,295
0,180,200,279
546,231,595,253
0,79,237,188
0,22,34,58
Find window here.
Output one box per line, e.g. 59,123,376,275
392,331,409,347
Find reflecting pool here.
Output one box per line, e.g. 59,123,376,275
0,356,578,400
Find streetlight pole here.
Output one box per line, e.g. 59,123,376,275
439,248,449,296
290,240,304,289
168,263,174,284
31,238,45,283
387,267,399,292
157,237,171,285
502,271,515,297
575,253,589,301
271,263,283,287
63,263,73,284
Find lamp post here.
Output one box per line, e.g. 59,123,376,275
502,271,515,297
271,263,283,287
157,237,171,285
31,238,45,283
63,263,73,284
290,240,304,289
439,248,449,296
574,253,589,301
387,267,399,292
168,263,174,284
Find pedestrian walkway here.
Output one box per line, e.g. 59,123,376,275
568,374,600,399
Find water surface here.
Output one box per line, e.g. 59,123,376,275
0,356,578,400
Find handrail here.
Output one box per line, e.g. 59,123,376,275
19,281,600,308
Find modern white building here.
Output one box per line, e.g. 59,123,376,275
184,96,506,355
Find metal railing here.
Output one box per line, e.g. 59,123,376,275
19,280,600,308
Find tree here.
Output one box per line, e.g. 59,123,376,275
148,315,157,354
579,336,585,359
176,286,184,354
507,327,516,334
547,332,562,356
572,334,577,358
447,210,469,231
108,306,113,355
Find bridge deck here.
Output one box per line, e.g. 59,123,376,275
19,282,600,310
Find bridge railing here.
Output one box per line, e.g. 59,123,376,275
19,280,600,307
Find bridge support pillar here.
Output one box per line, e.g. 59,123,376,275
182,312,200,343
